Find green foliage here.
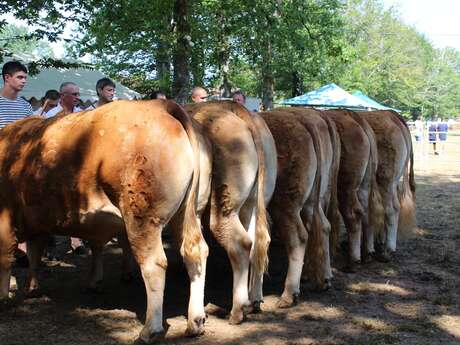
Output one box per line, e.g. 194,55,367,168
0,24,54,61
338,0,460,118
1,0,458,115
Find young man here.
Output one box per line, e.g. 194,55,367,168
232,90,246,105
88,78,116,109
34,89,60,116
191,86,208,103
45,82,82,117
0,61,33,128
0,61,33,265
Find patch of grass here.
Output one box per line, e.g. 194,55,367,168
352,316,395,332
433,293,456,306
397,317,439,336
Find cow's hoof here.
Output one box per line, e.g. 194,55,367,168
277,293,299,308
228,309,245,325
248,300,263,314
374,251,391,263
186,315,206,337
312,279,331,292
138,322,169,344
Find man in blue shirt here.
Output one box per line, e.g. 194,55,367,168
0,61,33,128
437,118,449,155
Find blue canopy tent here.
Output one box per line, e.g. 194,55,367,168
281,83,371,109
352,91,400,112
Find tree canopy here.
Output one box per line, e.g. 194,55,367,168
1,0,459,118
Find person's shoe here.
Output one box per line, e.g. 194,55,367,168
434,151,439,155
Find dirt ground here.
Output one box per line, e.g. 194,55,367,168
1,134,459,345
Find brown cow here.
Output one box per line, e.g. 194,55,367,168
260,110,324,307
278,107,340,288
322,109,384,268
184,101,274,323
358,110,416,256
0,100,211,343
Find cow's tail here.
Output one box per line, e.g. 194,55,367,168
298,117,325,288
348,111,385,240
232,103,270,275
165,100,203,263
388,111,416,239
318,112,341,257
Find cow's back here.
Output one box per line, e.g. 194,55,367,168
0,100,194,241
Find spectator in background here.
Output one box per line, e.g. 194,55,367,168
437,118,449,155
414,116,424,142
150,90,167,100
45,82,82,117
87,78,116,109
34,89,60,116
42,82,87,255
0,60,33,128
232,90,246,105
191,86,208,103
428,118,438,155
0,60,33,266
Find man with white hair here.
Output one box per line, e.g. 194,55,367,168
45,82,82,117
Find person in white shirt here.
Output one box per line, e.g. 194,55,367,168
45,82,82,117
34,89,60,116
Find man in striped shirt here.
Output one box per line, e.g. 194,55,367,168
0,60,33,128
0,61,33,265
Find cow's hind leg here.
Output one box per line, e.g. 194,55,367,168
386,183,400,253
0,209,15,300
125,219,168,343
169,211,208,337
211,212,252,325
118,232,138,283
271,206,307,308
240,198,264,312
87,241,105,291
25,235,48,296
340,190,364,271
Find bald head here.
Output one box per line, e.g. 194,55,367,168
191,87,208,103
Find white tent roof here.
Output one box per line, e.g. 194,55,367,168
4,67,141,101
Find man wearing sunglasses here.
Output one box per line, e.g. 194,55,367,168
45,82,82,117
191,86,208,103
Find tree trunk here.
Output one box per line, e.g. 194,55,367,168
172,0,190,104
261,41,274,110
156,41,171,94
292,71,303,97
218,12,232,98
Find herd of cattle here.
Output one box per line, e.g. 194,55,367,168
0,100,416,343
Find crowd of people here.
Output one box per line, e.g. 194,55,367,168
0,60,250,266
